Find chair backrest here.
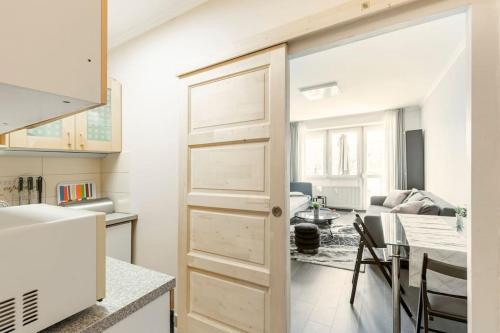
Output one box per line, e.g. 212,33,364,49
354,214,378,248
353,214,384,264
290,182,313,197
421,253,467,281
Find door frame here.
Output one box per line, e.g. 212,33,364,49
178,1,499,331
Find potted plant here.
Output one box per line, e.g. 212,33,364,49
312,202,320,218
455,206,467,228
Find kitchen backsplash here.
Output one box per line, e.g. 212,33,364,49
0,156,101,206
0,153,130,211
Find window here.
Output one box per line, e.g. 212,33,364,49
304,131,326,176
330,129,359,176
363,125,386,206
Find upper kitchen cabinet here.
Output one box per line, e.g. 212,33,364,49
9,116,76,150
75,79,122,152
0,0,107,134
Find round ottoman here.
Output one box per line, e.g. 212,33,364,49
294,223,320,254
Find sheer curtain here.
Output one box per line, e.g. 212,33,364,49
384,110,398,192
290,122,303,182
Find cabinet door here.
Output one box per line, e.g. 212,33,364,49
9,116,75,150
76,79,122,152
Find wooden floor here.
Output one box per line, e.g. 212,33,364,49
291,261,467,333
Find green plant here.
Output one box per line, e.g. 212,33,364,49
455,207,467,218
312,202,320,209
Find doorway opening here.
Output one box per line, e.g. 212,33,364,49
287,10,469,333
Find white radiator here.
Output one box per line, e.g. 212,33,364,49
322,186,361,210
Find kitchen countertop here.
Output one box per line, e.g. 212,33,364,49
105,212,138,226
42,257,175,333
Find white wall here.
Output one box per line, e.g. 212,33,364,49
421,49,467,206
108,0,350,275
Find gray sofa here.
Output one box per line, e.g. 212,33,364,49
365,190,456,246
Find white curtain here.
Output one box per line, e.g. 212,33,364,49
385,110,398,192
290,122,304,182
338,134,350,175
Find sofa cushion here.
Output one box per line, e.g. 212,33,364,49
390,201,424,214
402,188,419,203
383,190,411,208
419,199,440,215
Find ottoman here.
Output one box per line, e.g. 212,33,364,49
294,223,320,254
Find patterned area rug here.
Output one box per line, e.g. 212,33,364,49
290,211,362,271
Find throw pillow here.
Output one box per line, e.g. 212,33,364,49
419,199,440,215
390,201,424,214
402,188,419,203
383,190,411,208
406,191,428,203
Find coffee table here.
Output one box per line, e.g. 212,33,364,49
294,209,340,240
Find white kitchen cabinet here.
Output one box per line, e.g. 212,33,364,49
9,116,76,150
104,292,170,333
106,222,132,263
0,0,107,134
7,79,122,152
75,79,122,152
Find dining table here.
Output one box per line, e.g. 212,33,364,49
380,213,467,333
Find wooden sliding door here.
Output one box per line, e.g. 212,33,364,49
178,44,289,333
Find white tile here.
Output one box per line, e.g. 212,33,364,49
101,152,130,173
102,172,130,193
103,192,132,213
42,157,101,175
43,173,101,200
0,156,42,176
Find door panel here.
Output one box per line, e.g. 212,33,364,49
179,45,288,333
190,68,267,131
190,271,266,332
191,143,267,192
190,209,266,265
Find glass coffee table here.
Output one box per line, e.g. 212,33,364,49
294,209,340,240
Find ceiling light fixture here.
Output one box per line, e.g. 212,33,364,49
299,81,340,101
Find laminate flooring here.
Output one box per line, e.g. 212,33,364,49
290,261,467,333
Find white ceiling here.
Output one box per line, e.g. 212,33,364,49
290,13,466,121
108,0,208,49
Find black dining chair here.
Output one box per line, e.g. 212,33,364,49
351,214,413,318
416,253,467,333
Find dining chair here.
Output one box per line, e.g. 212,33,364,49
416,253,467,333
351,214,413,318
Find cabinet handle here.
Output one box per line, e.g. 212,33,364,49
67,132,72,147
79,133,85,148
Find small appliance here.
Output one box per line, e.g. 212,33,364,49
0,204,106,332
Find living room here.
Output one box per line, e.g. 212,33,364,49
289,11,467,333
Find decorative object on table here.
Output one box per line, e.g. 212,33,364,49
455,206,467,229
294,223,320,254
57,181,97,205
290,211,361,271
313,195,327,208
312,201,320,218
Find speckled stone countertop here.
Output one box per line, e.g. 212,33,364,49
42,258,175,333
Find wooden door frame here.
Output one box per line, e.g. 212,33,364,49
178,1,499,331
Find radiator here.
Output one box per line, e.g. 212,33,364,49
322,186,361,210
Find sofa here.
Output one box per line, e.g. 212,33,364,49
365,190,456,247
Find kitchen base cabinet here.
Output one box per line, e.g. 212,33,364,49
104,292,171,333
106,221,132,263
